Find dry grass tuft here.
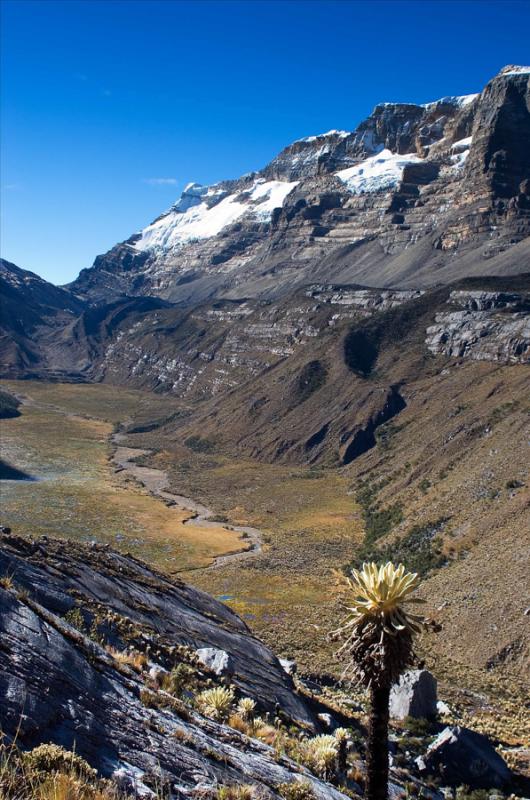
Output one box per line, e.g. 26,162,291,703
106,646,148,672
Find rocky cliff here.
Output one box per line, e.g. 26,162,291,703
70,66,530,306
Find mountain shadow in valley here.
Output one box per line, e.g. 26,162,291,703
342,386,406,464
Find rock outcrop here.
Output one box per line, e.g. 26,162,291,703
0,531,450,799
0,258,86,379
389,670,438,721
1,532,352,797
416,726,512,789
0,532,312,726
425,290,530,363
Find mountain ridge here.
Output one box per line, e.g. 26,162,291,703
68,65,530,306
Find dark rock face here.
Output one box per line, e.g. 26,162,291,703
425,290,530,363
0,388,21,419
341,387,406,465
0,585,349,798
0,533,313,726
416,726,512,789
0,258,86,379
466,67,530,200
0,532,361,797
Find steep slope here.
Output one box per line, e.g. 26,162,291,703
0,259,174,381
148,276,529,465
71,66,530,305
0,259,86,379
114,275,529,687
1,530,443,799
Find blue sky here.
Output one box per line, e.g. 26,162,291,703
2,0,529,286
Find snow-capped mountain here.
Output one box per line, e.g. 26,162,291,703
65,65,530,305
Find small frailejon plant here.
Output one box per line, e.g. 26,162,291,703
217,785,255,800
333,562,433,800
196,687,235,722
166,663,197,696
236,697,256,722
23,743,97,781
299,734,339,781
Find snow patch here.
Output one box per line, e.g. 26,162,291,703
501,65,530,76
423,93,478,109
449,149,470,170
448,136,472,170
135,179,298,252
335,149,422,194
296,129,349,144
171,182,209,213
451,136,472,150
250,179,299,219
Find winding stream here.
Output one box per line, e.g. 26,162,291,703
111,433,263,569
0,385,262,572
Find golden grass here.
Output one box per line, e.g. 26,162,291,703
105,646,148,672
0,382,253,572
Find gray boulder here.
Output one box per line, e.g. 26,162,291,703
195,647,234,677
416,726,512,789
390,669,437,720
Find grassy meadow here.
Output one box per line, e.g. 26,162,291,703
0,381,249,571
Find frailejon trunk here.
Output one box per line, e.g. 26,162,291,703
366,684,390,800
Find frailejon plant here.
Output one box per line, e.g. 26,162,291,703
333,562,432,800
237,697,256,722
299,734,339,781
196,686,235,722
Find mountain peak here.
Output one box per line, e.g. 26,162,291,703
69,66,530,305
498,64,530,76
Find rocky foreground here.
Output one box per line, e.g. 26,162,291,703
0,530,525,798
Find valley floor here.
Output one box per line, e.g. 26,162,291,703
0,381,251,571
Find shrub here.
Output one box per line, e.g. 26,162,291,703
217,786,255,800
277,781,316,800
165,663,197,696
353,518,448,577
236,697,256,722
364,503,403,544
185,435,217,453
354,480,403,544
107,646,147,672
23,743,96,781
506,478,524,489
0,574,14,590
292,360,327,404
64,607,86,632
402,716,437,736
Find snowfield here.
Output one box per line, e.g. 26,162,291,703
335,149,421,194
134,178,298,252
423,93,478,108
